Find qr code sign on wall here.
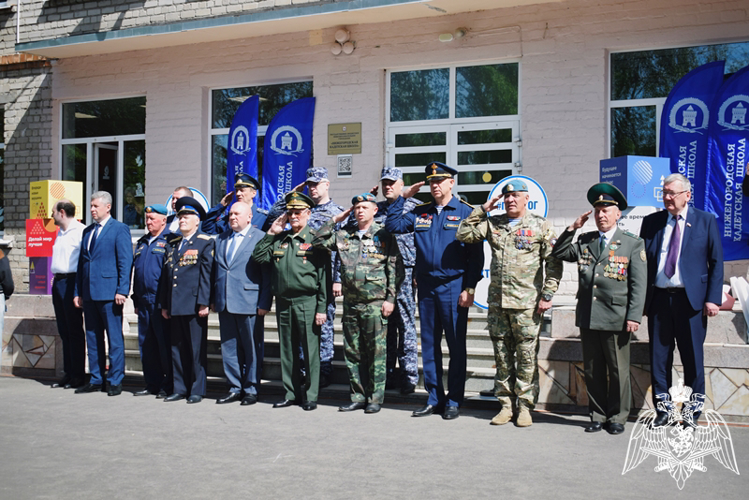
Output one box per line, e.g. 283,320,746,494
337,154,353,177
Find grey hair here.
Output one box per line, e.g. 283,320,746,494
664,173,691,192
91,191,112,205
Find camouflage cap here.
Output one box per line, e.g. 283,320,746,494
380,166,403,181
306,166,329,183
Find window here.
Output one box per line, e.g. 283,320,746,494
0,108,4,231
610,41,749,157
210,81,313,206
387,63,520,204
60,97,146,228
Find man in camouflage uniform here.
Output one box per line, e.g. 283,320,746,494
456,179,562,427
313,193,403,413
266,166,344,387
346,166,420,394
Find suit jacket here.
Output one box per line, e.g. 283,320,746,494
639,207,723,312
213,227,271,315
552,227,647,331
159,231,215,316
76,218,133,301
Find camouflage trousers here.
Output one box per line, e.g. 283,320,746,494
387,267,419,385
487,305,541,410
342,300,388,404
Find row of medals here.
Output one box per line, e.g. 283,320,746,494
603,242,628,280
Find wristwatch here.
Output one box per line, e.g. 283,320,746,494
465,288,476,295
541,292,553,302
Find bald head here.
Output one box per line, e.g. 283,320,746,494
228,201,252,232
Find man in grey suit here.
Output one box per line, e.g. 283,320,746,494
212,202,271,405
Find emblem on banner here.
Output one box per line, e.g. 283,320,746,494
622,379,740,490
270,125,305,156
230,125,252,155
717,94,749,131
667,97,710,134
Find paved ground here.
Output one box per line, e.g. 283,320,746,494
1,376,747,500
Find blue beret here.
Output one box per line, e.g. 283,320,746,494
351,193,377,205
501,180,528,194
144,204,168,216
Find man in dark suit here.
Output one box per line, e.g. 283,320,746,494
639,173,723,427
74,191,133,396
160,197,215,404
212,202,271,405
552,183,646,435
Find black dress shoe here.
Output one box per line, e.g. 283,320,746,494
273,399,297,408
365,403,381,414
107,384,123,396
241,394,258,406
442,406,460,420
216,392,242,404
65,378,85,389
412,404,439,417
606,422,625,435
400,381,416,395
302,401,317,411
479,389,496,398
652,412,669,427
156,390,168,399
133,389,153,397
319,374,331,389
187,395,203,404
164,393,186,402
75,383,102,394
52,376,71,388
339,402,367,412
585,422,603,433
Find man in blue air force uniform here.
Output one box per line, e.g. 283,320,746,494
385,162,484,420
202,173,268,234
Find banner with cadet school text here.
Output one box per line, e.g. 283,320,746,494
226,95,259,195
659,61,726,211
260,97,316,211
704,64,749,261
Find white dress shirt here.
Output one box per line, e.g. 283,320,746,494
226,226,250,262
86,215,111,251
51,220,86,274
655,209,687,288
598,226,618,249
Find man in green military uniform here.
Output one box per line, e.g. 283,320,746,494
456,179,562,427
313,193,403,414
252,192,329,411
551,183,646,435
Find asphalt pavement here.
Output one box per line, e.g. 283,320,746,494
1,376,747,499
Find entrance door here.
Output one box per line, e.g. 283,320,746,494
94,143,118,217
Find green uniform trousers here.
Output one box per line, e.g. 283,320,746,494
580,328,631,425
488,306,541,410
277,295,320,403
342,301,388,404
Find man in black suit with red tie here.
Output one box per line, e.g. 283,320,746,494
639,173,723,427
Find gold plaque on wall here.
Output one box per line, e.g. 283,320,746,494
328,123,362,155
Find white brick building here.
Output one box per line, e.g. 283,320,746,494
1,0,748,291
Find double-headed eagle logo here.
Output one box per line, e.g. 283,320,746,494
622,379,740,489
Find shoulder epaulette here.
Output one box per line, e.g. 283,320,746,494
257,208,268,215
167,234,182,244
415,202,430,207
623,230,642,240
197,234,211,240
460,199,474,208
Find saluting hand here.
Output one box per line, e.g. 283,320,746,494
482,193,505,213
293,181,306,193
569,210,592,231
403,181,425,199
268,214,288,235
369,184,379,196
221,191,235,207
333,206,353,224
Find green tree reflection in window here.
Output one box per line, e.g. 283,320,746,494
390,69,449,122
611,106,656,157
456,64,519,118
212,82,313,129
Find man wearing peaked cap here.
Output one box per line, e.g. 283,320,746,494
386,161,484,420
551,182,646,435
160,195,215,404
202,172,268,234
131,203,173,398
285,191,315,209
457,177,562,427
312,192,403,413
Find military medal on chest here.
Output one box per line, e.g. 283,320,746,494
578,247,592,271
514,228,534,250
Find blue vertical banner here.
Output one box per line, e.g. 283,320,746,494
260,97,316,210
704,64,749,261
659,61,726,211
227,95,259,194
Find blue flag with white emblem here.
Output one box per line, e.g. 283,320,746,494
227,95,259,195
659,61,726,211
260,97,316,211
704,64,749,261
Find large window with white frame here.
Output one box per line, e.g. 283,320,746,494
210,81,313,206
60,96,146,228
609,41,749,158
386,62,521,205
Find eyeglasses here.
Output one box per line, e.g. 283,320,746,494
662,190,688,199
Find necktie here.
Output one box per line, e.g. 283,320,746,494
227,234,239,263
599,234,606,254
89,223,101,253
664,215,681,278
